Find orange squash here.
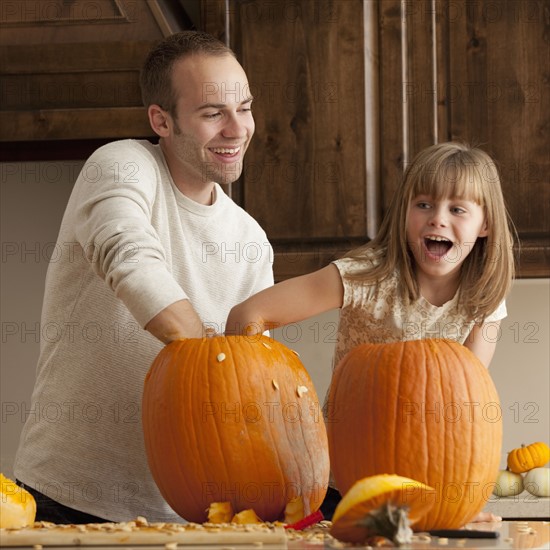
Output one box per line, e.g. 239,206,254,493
330,474,434,545
327,339,502,530
507,442,550,474
142,335,329,523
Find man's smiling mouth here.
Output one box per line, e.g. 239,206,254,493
209,147,241,155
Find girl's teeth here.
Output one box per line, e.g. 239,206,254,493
426,236,449,242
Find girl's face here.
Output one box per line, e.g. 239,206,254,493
406,194,488,282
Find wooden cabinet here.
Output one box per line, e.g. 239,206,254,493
204,0,549,279
1,0,547,277
0,0,186,154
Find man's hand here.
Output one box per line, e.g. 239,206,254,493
145,299,205,344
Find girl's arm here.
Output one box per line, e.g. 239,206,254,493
464,321,501,367
226,264,344,335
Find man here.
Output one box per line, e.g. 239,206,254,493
14,31,273,523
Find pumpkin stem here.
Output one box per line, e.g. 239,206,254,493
355,501,413,546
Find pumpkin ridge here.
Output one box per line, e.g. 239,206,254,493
287,357,320,516
440,341,457,528
148,342,198,516
152,348,181,509
364,348,378,484
420,340,431,516
463,343,485,527
437,341,463,528
422,339,444,528
183,340,212,515
445,341,470,528
368,346,382,477
373,345,388,476
393,342,406,481
229,337,269,513
249,338,288,516
208,337,239,511
285,340,323,515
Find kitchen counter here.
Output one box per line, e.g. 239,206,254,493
484,494,550,519
288,521,550,549
0,521,548,549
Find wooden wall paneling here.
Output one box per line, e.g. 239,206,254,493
447,0,549,277
364,0,381,239
378,0,405,209
228,0,368,280
201,0,228,42
434,0,450,142
403,0,438,160
202,0,549,278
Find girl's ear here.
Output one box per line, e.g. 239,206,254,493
478,220,489,238
148,105,170,138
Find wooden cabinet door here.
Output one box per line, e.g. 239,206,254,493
204,0,373,280
204,0,549,279
380,0,549,277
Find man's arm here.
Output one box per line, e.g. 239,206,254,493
145,299,205,344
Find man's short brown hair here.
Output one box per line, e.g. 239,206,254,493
140,31,235,116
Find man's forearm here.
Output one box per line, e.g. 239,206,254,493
145,299,205,344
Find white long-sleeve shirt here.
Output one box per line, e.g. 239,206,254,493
14,139,274,522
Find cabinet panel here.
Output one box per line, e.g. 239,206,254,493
227,0,370,279
206,0,549,279
445,0,549,276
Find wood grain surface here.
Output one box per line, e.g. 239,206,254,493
0,522,287,547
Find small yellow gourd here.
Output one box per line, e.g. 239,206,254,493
507,442,550,474
0,474,36,529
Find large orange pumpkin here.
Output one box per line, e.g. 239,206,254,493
142,335,329,523
327,339,502,530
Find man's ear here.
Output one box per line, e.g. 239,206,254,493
148,105,170,137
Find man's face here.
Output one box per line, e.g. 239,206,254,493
162,54,255,188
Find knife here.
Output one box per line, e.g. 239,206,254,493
428,529,499,538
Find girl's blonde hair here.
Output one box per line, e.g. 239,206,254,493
345,141,516,321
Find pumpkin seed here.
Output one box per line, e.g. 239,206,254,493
216,353,226,362
296,385,308,397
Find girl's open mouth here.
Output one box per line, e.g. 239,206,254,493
424,236,453,259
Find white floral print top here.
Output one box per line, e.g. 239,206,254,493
332,256,507,369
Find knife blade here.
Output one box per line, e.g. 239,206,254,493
428,529,499,538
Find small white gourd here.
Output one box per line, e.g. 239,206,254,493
524,467,550,497
492,469,524,497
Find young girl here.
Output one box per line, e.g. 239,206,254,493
226,141,515,369
225,141,515,521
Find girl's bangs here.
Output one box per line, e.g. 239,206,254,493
412,157,485,205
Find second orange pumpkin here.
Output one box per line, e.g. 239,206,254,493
327,339,502,530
